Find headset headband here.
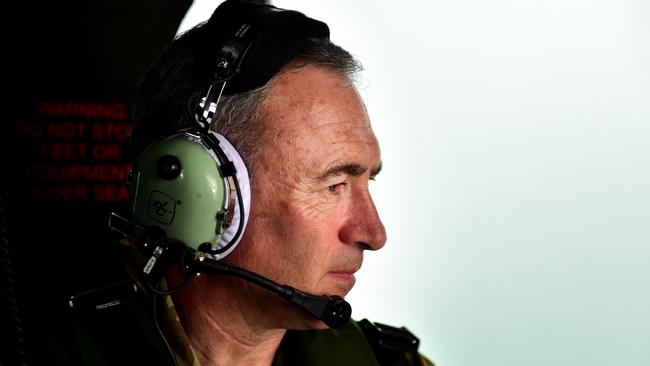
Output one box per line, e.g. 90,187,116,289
206,0,330,95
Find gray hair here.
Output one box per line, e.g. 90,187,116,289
131,31,361,179
209,38,362,179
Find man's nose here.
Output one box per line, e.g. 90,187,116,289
339,190,387,251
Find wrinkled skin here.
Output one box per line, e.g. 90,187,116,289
170,65,387,365
227,64,386,328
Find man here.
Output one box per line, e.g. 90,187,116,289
46,1,433,365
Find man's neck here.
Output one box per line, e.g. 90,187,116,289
168,272,287,366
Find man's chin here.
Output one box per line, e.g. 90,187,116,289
321,283,354,299
323,272,356,297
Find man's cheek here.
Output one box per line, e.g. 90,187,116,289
292,195,332,223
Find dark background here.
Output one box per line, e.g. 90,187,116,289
2,1,192,363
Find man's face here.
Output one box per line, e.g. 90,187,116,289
227,65,386,327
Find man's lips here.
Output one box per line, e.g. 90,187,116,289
329,272,356,279
328,265,361,279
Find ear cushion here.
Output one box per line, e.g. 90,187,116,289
209,131,251,259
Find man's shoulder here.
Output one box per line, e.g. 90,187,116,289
29,282,174,366
357,319,435,366
281,319,434,366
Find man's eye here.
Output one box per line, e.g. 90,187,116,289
327,182,347,193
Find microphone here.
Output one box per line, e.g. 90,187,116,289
189,255,351,329
108,213,351,328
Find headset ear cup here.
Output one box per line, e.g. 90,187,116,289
209,131,251,259
130,132,228,250
129,131,250,258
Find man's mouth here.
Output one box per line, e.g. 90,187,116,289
329,272,356,280
328,265,361,282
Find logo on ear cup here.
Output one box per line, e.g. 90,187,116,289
147,190,176,224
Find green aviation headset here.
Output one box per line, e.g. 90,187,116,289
128,0,329,259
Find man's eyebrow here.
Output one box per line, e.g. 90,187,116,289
318,161,383,180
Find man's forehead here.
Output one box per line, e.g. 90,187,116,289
253,65,381,180
261,66,370,134
266,66,359,107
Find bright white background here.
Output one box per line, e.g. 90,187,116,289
179,1,650,365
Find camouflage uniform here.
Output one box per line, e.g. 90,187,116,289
42,245,434,365
156,292,435,366
44,285,434,365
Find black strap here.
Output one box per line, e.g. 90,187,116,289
359,318,423,366
206,0,330,95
